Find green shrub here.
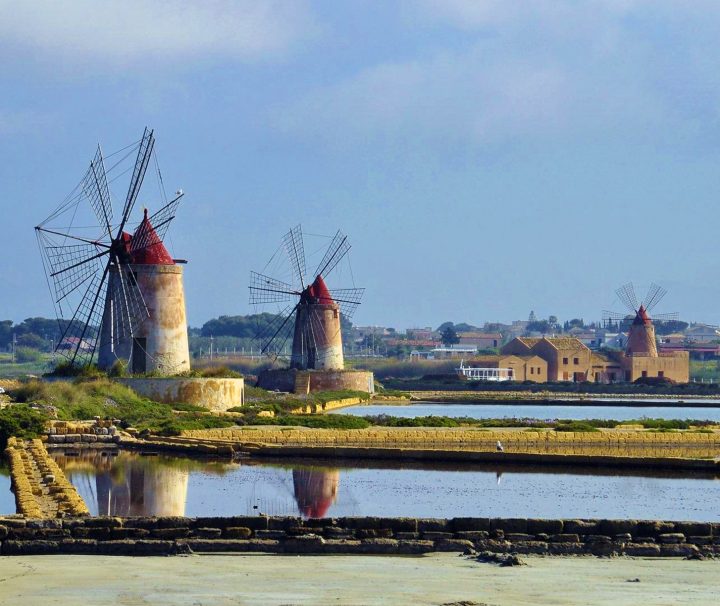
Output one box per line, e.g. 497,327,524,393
554,421,599,432
108,360,128,377
363,415,460,428
196,366,243,379
254,414,370,429
47,361,104,378
15,347,43,364
152,415,234,436
0,405,48,448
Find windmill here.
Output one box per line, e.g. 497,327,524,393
249,225,363,370
603,283,678,356
35,128,190,374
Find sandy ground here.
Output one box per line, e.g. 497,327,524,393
0,553,718,605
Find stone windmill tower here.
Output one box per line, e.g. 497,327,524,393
249,225,364,370
604,283,678,357
36,128,190,375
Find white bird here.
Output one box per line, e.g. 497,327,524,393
496,440,504,452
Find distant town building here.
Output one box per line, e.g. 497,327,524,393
500,321,689,383
410,345,477,360
460,354,547,382
684,324,720,343
406,327,441,341
503,337,593,382
457,332,502,349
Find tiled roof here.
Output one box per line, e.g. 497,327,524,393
458,332,503,339
537,337,588,351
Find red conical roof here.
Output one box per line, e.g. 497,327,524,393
130,209,174,265
306,275,334,304
633,305,652,326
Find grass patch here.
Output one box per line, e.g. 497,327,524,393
7,378,233,436
252,414,370,429
554,421,600,432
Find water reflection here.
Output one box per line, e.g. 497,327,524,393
0,463,14,515
292,469,340,518
95,462,189,517
53,450,343,519
50,451,720,522
52,451,228,517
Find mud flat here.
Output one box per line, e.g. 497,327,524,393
0,553,717,606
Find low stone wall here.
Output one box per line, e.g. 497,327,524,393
119,435,235,456
118,377,244,412
4,438,89,518
46,419,121,448
258,369,374,394
290,397,365,414
0,515,718,557
182,427,720,459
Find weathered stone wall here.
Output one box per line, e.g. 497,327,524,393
290,397,365,414
183,426,720,456
99,264,191,375
4,438,89,518
258,369,374,394
0,515,718,557
118,377,244,412
299,370,374,394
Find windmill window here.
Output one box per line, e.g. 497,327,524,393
562,357,569,365
573,357,579,365
642,370,648,378
658,371,664,378
530,367,534,375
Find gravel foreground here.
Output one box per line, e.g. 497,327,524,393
0,553,718,605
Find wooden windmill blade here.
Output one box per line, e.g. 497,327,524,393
642,283,668,313
81,145,114,239
54,264,111,367
314,230,351,280
253,304,298,358
283,224,306,290
249,271,299,305
615,282,639,313
329,288,364,319
117,128,155,239
35,130,164,368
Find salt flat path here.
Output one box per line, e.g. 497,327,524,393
0,553,718,605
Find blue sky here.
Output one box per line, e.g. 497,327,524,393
2,0,720,329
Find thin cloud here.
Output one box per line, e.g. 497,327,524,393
0,0,318,66
272,2,720,150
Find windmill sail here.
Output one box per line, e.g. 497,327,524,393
36,127,184,370
250,226,363,370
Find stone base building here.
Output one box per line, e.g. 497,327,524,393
496,336,689,384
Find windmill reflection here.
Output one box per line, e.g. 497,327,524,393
54,452,190,517
292,468,340,518
96,460,189,517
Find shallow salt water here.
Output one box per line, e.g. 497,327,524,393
50,451,720,522
338,402,720,421
0,463,14,514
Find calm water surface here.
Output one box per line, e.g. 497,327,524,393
51,451,720,522
0,463,14,514
340,403,720,421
